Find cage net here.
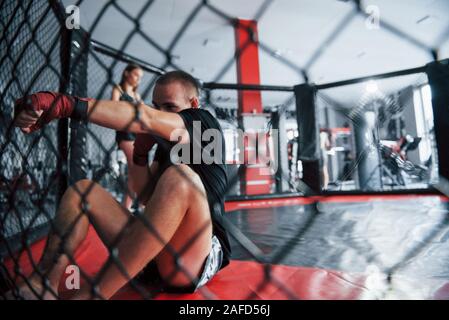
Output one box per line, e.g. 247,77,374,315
1,0,62,253
1,0,449,300
316,73,439,192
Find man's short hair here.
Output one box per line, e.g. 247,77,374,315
155,71,200,97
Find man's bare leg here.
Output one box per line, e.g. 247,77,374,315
13,179,132,299
72,164,213,299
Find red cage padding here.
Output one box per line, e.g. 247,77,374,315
5,195,449,299
3,225,369,300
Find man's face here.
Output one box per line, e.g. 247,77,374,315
152,82,196,113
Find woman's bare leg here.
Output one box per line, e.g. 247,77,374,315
118,140,136,210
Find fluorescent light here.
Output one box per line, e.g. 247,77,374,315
366,80,378,93
421,85,433,123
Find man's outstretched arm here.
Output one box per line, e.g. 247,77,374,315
85,99,189,142
14,92,189,143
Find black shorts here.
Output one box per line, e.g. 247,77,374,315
116,131,136,144
135,235,223,294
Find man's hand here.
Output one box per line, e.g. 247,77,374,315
14,106,44,134
133,134,156,166
14,92,90,133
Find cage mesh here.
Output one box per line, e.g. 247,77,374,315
1,0,449,300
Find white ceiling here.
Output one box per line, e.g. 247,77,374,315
62,0,449,107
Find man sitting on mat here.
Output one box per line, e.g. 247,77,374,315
10,70,231,299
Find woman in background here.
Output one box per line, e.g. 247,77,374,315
320,130,331,189
111,64,144,210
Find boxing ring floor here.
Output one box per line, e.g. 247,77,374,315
4,194,449,300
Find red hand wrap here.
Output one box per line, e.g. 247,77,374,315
14,92,91,132
133,134,156,166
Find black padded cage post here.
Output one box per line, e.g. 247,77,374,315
294,84,321,194
67,29,90,184
425,59,449,181
50,1,90,185
50,0,70,200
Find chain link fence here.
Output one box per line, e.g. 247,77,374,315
316,72,439,192
1,0,449,300
0,0,64,252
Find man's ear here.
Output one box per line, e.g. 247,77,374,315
190,96,200,109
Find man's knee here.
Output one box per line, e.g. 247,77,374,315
157,165,205,199
55,179,96,232
72,178,103,196
63,179,98,208
72,178,96,191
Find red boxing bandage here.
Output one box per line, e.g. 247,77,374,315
14,91,91,132
133,134,156,166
